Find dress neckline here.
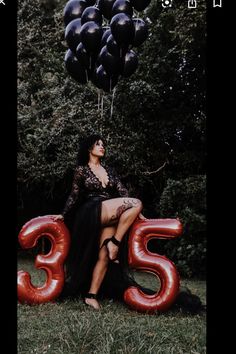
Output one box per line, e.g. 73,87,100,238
87,163,110,189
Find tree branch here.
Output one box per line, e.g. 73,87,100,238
141,160,168,175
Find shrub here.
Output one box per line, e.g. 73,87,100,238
158,175,206,278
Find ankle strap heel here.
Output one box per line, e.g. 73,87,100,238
85,293,97,299
99,235,121,263
110,236,120,246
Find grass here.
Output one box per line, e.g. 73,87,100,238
18,257,206,354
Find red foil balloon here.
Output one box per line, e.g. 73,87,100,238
124,218,183,313
17,216,70,304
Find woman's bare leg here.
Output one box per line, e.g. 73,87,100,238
101,197,143,260
85,225,117,309
85,197,142,308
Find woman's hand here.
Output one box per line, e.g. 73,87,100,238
138,213,147,220
53,214,64,222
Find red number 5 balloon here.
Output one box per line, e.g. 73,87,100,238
124,218,183,313
17,216,70,304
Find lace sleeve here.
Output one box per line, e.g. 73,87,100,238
113,168,129,197
62,166,84,217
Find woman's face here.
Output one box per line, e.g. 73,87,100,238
90,139,105,158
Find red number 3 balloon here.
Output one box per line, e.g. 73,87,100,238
17,216,70,304
124,218,183,313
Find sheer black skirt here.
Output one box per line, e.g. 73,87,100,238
58,195,152,302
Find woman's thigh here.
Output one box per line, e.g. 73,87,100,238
101,197,142,227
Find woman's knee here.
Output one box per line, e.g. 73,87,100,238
132,198,143,212
121,198,142,218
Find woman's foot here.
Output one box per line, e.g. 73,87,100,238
84,297,101,310
106,240,119,263
83,293,101,310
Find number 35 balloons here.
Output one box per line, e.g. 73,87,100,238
17,215,182,313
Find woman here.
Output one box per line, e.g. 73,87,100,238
54,133,147,310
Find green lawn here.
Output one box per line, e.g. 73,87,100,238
18,257,206,354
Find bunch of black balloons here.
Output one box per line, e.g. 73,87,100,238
63,0,150,92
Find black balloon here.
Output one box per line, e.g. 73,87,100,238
84,0,96,5
106,34,120,57
130,0,151,12
107,34,128,57
65,49,89,84
65,18,82,53
98,0,116,20
110,13,135,46
96,54,102,67
75,42,94,70
111,0,133,18
90,66,102,89
81,6,103,26
63,0,88,27
101,28,112,48
121,49,138,77
98,45,122,76
80,21,103,54
94,64,118,92
132,18,148,47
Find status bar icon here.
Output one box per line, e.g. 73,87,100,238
213,0,222,7
162,0,173,8
188,0,197,8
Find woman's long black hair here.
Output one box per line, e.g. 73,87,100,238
76,134,106,166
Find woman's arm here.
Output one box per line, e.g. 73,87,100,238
61,166,84,218
113,168,129,197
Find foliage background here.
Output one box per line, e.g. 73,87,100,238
17,0,206,277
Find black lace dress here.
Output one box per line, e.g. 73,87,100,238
58,162,153,301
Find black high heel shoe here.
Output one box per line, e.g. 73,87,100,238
83,293,100,310
100,235,121,263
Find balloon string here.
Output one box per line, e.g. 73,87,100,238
98,89,100,112
101,91,104,125
110,87,116,120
